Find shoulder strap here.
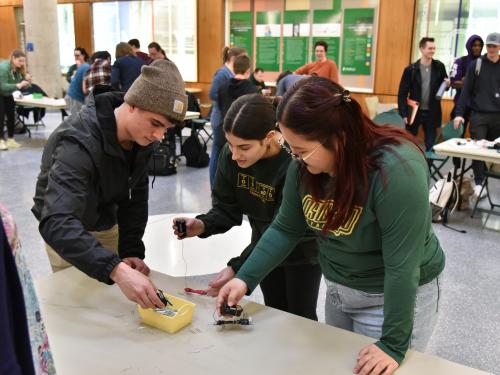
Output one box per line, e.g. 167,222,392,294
475,57,482,76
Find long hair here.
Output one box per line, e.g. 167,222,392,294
10,49,26,76
276,76,421,233
222,46,247,64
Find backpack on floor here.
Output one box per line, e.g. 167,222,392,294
182,133,209,168
148,143,176,176
429,172,459,223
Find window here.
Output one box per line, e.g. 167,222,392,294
413,0,500,72
57,4,76,71
153,0,197,81
92,0,197,81
92,1,154,61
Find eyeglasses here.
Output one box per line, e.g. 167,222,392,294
277,134,322,166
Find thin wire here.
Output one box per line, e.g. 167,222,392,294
181,239,188,288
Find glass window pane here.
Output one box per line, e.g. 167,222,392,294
57,4,76,71
93,1,153,62
153,0,197,81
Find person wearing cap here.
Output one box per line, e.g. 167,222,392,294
31,59,187,308
454,32,500,198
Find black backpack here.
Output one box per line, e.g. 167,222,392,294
149,143,176,176
182,133,209,168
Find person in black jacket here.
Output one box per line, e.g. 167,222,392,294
32,60,188,308
398,37,449,151
210,55,258,185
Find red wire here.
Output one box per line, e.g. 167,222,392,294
184,287,208,295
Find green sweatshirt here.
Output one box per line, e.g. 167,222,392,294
0,60,24,96
197,144,317,272
236,142,445,364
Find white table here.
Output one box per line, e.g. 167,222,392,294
184,111,200,121
434,138,500,216
185,87,202,94
143,213,252,276
14,95,67,110
36,267,492,375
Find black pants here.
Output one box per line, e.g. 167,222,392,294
0,95,16,139
259,263,322,321
469,111,500,185
405,110,437,151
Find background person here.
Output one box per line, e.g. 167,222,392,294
208,46,247,187
128,38,152,64
66,47,89,83
111,42,145,93
83,50,112,96
217,77,444,375
173,94,320,319
0,49,30,150
294,41,339,83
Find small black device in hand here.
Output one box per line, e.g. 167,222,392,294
175,219,187,238
220,303,243,317
156,289,173,307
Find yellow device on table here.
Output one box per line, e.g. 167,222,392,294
137,290,196,334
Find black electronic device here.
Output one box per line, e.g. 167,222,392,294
175,219,187,238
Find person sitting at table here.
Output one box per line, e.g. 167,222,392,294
0,49,31,151
217,77,445,375
249,67,267,93
32,60,188,309
111,42,145,93
294,41,339,83
173,93,321,320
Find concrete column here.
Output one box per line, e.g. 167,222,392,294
23,0,62,98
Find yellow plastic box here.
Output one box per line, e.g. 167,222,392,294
137,292,196,334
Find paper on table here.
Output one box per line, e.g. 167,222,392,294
407,99,419,125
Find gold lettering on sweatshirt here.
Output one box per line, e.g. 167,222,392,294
237,173,275,203
302,195,362,236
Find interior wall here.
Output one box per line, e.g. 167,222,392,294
0,4,20,59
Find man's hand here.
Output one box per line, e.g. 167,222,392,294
216,278,248,314
453,116,465,130
110,262,163,309
353,344,399,375
171,217,205,239
445,78,451,88
207,266,235,296
122,257,150,276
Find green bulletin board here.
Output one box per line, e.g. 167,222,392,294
283,10,310,71
229,11,253,60
256,11,281,71
311,8,342,64
341,8,375,75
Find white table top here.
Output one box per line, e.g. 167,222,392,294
184,111,200,120
14,94,67,109
36,267,492,375
186,87,202,94
434,138,500,164
143,214,251,276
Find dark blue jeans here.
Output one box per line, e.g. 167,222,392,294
405,110,436,151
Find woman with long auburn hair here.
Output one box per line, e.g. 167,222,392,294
217,77,445,375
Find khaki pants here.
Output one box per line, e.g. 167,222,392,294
46,225,119,273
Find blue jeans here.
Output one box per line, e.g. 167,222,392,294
208,106,223,187
324,277,440,352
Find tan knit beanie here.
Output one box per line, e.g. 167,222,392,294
124,59,187,123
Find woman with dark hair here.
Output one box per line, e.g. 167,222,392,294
208,46,247,187
66,47,90,83
173,94,321,320
0,49,30,150
217,77,445,375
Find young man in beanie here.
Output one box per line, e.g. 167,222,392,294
32,59,187,308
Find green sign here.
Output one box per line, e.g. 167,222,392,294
283,10,310,71
256,11,281,71
229,11,253,59
341,8,374,76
